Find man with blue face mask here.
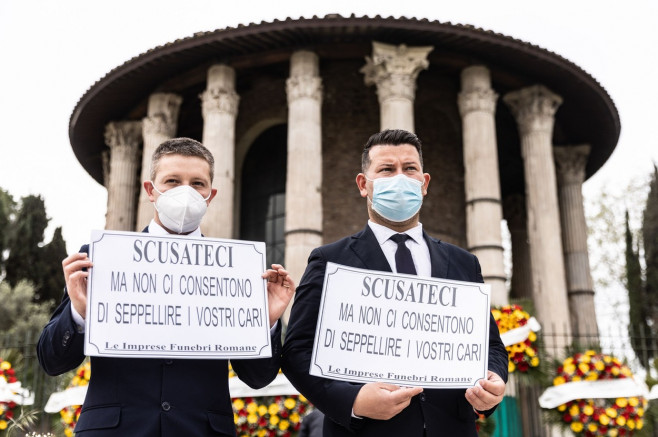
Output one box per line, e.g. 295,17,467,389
282,129,508,437
38,137,295,436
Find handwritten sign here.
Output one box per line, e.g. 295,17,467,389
84,230,271,359
310,263,490,388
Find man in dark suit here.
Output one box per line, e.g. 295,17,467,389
282,129,508,436
38,138,295,436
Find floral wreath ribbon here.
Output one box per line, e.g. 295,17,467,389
538,378,651,409
499,316,541,347
0,376,34,406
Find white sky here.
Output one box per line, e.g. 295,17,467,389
0,0,656,254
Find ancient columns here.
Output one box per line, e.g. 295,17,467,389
104,121,142,231
361,42,432,131
136,93,182,230
285,51,324,294
200,65,240,238
503,85,572,350
458,66,507,305
554,145,599,342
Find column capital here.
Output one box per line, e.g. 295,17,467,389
287,50,322,103
104,121,143,150
554,144,591,185
458,65,498,115
360,41,433,102
142,93,182,136
503,85,562,135
201,64,239,118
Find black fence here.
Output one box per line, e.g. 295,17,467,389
1,327,657,436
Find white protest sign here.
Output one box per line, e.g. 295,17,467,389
310,263,490,388
84,230,271,359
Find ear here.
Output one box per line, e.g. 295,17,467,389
356,173,368,198
206,188,218,204
144,181,156,202
422,173,431,196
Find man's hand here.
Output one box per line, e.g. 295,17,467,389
465,370,506,412
62,252,93,319
262,264,295,327
353,383,423,420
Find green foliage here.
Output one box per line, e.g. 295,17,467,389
642,165,658,331
35,227,67,305
4,195,49,290
1,192,67,308
0,281,53,341
626,211,653,368
0,189,17,273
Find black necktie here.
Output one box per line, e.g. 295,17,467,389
390,234,417,275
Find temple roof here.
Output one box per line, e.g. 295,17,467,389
70,14,619,184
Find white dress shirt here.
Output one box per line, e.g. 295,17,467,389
367,220,432,277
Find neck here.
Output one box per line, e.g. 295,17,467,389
368,208,419,232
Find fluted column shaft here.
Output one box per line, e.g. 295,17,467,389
504,85,572,352
554,145,599,342
458,66,507,305
136,93,182,230
200,64,239,238
285,51,324,303
361,42,432,132
104,121,142,231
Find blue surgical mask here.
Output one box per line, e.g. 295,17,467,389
367,174,424,222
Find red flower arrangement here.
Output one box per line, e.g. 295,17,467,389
549,351,647,436
491,304,540,374
232,394,312,437
0,358,19,432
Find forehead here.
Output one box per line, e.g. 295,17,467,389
368,144,421,164
155,154,211,180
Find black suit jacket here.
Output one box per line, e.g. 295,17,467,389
37,231,282,437
282,225,508,437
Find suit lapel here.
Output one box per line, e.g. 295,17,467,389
424,231,449,279
349,225,393,272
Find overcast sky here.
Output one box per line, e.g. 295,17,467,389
0,0,656,254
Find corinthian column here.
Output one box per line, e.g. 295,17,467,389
104,121,142,231
136,93,182,230
554,145,599,343
503,85,572,352
285,51,323,305
361,42,433,132
458,66,507,305
200,64,240,238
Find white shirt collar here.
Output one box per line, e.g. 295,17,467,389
147,219,203,237
367,220,424,245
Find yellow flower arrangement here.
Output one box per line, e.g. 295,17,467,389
59,361,91,437
551,351,647,436
491,304,540,375
0,358,20,432
233,394,312,437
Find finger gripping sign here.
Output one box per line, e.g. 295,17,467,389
84,230,271,359
310,263,490,388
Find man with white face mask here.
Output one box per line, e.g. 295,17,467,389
38,138,296,436
282,129,508,437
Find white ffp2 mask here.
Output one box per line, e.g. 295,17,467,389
151,183,211,234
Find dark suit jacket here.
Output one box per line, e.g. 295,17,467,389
37,234,282,437
282,225,508,437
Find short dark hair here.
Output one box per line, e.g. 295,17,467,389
150,137,215,182
361,129,424,173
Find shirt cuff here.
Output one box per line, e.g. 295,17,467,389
70,304,86,333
